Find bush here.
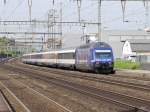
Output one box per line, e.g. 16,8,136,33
115,60,140,70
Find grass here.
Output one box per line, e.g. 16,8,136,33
115,60,140,70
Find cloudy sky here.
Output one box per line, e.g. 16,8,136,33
0,0,149,31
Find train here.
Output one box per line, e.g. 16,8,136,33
22,42,115,74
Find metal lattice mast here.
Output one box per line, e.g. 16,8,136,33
98,0,102,42
60,2,63,48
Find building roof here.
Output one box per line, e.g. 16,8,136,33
128,39,150,52
129,39,150,44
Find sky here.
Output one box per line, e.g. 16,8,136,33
0,0,149,31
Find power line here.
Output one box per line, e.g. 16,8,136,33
104,6,145,25
63,2,97,22
5,0,26,20
0,0,11,19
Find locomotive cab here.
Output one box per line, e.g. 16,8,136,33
93,49,114,73
75,42,115,74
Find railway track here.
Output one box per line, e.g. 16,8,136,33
13,62,150,92
0,89,14,112
2,63,150,112
0,76,73,112
9,59,150,82
0,81,31,112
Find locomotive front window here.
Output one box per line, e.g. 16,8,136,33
95,53,111,59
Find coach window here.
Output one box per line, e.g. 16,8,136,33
36,54,42,59
66,53,74,59
32,55,35,59
27,56,30,59
73,53,75,59
58,53,62,59
43,54,48,59
62,53,65,59
30,55,32,59
71,53,74,59
66,53,71,59
49,54,54,59
49,54,52,59
62,53,67,59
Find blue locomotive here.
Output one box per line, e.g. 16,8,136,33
75,42,115,73
22,42,115,74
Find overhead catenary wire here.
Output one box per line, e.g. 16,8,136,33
104,6,146,27
0,0,11,19
0,0,149,31
5,0,26,20
62,1,97,23
47,0,149,35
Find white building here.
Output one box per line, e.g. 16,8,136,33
122,40,136,62
122,40,150,63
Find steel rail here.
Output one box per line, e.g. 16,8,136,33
2,64,150,112
15,63,150,92
0,90,14,112
0,82,31,112
9,79,73,112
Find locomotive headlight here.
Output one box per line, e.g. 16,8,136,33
108,62,112,64
108,62,112,66
96,62,99,64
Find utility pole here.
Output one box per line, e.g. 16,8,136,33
73,0,101,41
98,0,102,42
48,11,50,49
121,0,126,22
4,0,6,5
77,0,81,22
28,0,33,53
73,0,82,22
144,0,149,29
28,0,32,21
59,2,63,48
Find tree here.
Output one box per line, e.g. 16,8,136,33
0,37,18,57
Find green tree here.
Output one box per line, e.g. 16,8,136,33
0,37,19,57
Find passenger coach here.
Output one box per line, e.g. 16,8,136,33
22,49,75,68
